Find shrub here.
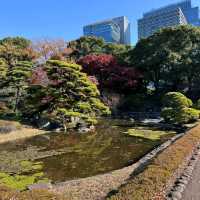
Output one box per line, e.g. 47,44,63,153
174,108,200,124
195,99,200,109
162,92,193,109
161,92,199,124
161,107,175,123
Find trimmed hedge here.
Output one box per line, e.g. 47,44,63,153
107,124,200,200
161,92,200,124
162,92,193,108
161,107,200,124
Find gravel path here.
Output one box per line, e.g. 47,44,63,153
182,153,200,200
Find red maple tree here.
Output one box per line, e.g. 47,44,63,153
78,54,143,93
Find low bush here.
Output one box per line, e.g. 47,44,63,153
162,92,193,108
195,99,200,110
161,92,200,124
161,107,200,124
107,124,200,200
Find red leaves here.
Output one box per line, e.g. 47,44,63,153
78,54,117,75
78,54,143,93
41,96,54,104
30,67,63,87
88,76,99,85
29,67,50,87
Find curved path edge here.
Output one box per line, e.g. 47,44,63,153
167,143,200,200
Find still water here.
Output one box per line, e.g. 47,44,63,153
0,119,175,183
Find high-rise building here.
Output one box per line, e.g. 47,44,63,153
138,0,200,39
113,16,131,45
83,16,131,45
83,20,120,43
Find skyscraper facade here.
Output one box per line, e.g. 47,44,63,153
113,16,131,45
83,16,131,45
138,0,200,39
83,21,121,43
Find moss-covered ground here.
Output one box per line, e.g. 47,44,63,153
127,128,175,140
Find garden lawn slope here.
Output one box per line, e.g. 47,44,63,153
0,120,46,144
107,123,200,200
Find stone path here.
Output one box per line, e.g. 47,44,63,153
182,153,200,200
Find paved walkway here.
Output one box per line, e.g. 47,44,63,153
183,153,200,200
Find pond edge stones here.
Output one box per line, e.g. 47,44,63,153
166,143,200,200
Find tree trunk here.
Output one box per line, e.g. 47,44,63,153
63,123,67,133
14,87,20,113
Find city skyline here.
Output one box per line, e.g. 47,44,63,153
0,0,200,44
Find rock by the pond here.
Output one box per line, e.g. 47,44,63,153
171,191,182,199
78,125,95,133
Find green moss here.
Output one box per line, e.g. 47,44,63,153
0,168,50,191
0,174,36,190
37,178,50,184
33,172,44,178
20,160,43,172
0,154,49,190
0,172,9,178
127,129,174,141
32,164,43,171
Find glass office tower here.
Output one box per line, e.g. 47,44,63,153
138,0,200,39
84,16,131,45
83,20,120,43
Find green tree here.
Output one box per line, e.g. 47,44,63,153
0,37,36,67
0,38,35,116
5,61,33,113
23,60,110,131
103,43,132,65
0,58,8,87
0,37,31,49
67,36,105,60
129,26,200,93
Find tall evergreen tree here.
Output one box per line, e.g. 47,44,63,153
23,60,110,131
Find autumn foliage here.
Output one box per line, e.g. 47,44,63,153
78,54,143,93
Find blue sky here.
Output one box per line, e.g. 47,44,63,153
0,0,199,44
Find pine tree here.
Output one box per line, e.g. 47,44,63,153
24,60,110,131
4,61,33,113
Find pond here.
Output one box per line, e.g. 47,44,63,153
0,119,176,189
